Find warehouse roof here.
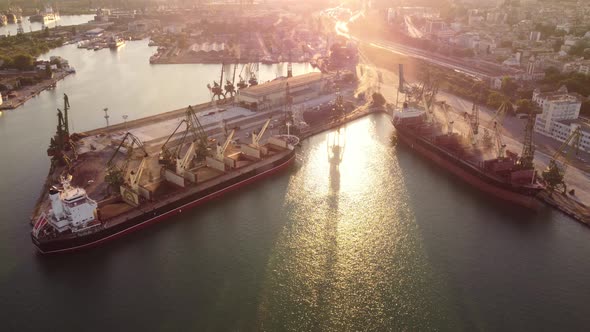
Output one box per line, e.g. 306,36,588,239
239,72,328,97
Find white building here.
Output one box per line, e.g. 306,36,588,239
533,86,590,151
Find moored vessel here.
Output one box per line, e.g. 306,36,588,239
392,101,544,208
31,98,299,254
29,6,59,22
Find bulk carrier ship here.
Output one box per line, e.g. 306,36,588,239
31,100,299,254
392,101,543,208
388,63,544,208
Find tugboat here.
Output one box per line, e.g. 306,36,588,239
108,36,125,49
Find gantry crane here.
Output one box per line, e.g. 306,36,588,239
542,126,582,194
105,132,149,206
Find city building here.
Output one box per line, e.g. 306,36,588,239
533,86,590,151
128,20,159,33
425,18,445,33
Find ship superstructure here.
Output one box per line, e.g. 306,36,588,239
33,176,99,238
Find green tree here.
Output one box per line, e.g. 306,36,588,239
487,91,508,108
501,76,518,97
43,27,50,38
516,99,535,114
553,39,564,52
12,54,35,70
568,38,590,57
45,63,52,78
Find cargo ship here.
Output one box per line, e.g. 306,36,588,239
29,6,59,23
392,101,543,208
31,110,299,254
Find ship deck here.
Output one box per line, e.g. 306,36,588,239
105,145,292,226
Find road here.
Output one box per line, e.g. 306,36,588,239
404,15,423,39
332,10,511,80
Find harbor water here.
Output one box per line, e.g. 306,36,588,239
1,40,590,330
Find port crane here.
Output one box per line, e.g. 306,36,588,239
158,106,209,184
186,106,209,154
224,63,237,97
248,62,259,86
207,64,226,101
105,132,149,206
542,126,582,194
483,102,510,158
518,110,536,169
463,102,480,145
48,94,73,166
158,119,190,167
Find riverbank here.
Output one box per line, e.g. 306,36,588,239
0,70,73,110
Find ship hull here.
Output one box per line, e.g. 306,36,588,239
395,126,542,209
32,150,296,254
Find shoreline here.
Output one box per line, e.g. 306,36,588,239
0,70,73,110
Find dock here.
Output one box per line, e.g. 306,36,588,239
538,191,590,226
29,78,590,230
0,70,72,110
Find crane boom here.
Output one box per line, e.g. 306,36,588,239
217,129,235,160
106,132,148,168
159,120,190,165
252,118,271,147
439,101,455,134
176,141,197,176
128,157,148,191
542,126,582,193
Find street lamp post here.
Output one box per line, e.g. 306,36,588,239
122,114,128,131
103,108,110,128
